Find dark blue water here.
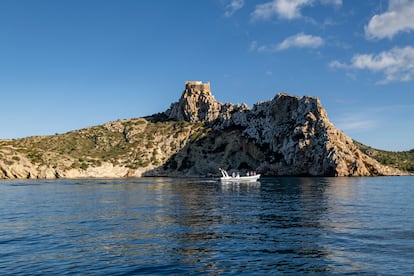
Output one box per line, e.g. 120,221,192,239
0,177,413,275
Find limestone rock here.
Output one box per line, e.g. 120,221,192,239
158,91,403,177
38,166,58,179
0,82,405,179
234,93,402,176
166,81,223,122
61,162,130,178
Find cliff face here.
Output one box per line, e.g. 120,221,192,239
0,81,403,179
166,81,223,122
158,87,401,177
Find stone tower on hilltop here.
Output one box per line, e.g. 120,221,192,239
0,80,405,179
166,81,223,122
185,80,211,93
164,81,403,177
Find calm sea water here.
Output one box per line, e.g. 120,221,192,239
0,177,413,275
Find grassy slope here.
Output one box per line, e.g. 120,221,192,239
1,118,413,174
355,141,414,173
0,118,208,172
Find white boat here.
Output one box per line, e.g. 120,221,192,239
219,168,260,182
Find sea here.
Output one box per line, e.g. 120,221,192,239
0,176,413,275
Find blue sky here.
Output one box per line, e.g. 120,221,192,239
0,0,413,151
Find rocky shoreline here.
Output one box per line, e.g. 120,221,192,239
0,81,405,179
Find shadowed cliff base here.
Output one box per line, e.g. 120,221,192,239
145,82,403,177
0,81,409,179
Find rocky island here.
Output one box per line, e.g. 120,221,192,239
0,81,404,179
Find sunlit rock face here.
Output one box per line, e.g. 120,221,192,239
0,82,403,179
166,81,223,122
230,93,397,176
163,84,402,177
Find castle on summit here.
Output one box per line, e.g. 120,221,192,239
0,80,404,179
167,81,220,122
185,81,211,94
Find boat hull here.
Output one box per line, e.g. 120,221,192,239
220,175,261,183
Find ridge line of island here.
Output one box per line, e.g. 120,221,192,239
0,81,412,179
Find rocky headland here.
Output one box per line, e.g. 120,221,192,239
0,81,405,179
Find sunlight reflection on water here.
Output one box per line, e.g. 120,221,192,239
0,177,413,275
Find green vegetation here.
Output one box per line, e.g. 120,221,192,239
1,115,412,176
0,118,210,172
355,141,414,173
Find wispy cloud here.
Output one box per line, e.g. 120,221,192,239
365,0,414,39
331,104,414,150
277,33,324,50
251,0,311,21
329,46,414,84
335,117,378,133
250,0,342,21
224,0,245,17
320,0,342,6
332,109,379,133
333,104,413,133
250,33,324,52
249,40,267,52
249,41,259,52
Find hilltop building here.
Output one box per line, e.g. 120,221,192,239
185,81,211,94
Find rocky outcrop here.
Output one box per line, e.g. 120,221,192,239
158,90,403,177
166,81,225,122
0,81,405,179
221,93,400,176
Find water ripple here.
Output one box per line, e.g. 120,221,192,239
0,177,413,274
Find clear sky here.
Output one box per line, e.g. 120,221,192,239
0,0,413,151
